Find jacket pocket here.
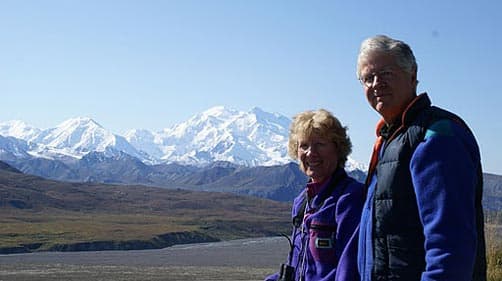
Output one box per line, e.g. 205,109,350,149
308,222,337,264
386,234,425,277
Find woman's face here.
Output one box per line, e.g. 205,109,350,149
297,134,338,183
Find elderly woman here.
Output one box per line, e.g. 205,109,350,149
265,109,364,281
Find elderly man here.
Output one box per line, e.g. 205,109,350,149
356,35,486,281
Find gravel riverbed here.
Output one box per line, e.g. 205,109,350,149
0,237,289,281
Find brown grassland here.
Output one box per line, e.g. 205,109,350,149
0,168,292,252
486,213,502,281
0,206,291,252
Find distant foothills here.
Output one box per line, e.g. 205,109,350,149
0,160,293,254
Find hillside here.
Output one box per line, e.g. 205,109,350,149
7,154,366,202
0,162,291,254
483,173,502,211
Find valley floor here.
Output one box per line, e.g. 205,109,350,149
0,237,287,281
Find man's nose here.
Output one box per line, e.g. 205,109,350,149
371,75,387,88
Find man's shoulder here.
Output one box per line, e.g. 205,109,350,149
425,119,455,138
418,106,472,139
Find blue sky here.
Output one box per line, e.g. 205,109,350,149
1,0,501,174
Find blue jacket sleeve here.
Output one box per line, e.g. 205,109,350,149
410,119,480,281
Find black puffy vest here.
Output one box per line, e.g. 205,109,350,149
371,94,486,281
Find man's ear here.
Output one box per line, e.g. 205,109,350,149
412,68,419,88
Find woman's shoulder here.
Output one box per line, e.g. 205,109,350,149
323,175,364,203
337,175,365,205
343,175,365,193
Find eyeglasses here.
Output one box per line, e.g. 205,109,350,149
359,69,395,88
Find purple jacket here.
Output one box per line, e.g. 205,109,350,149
266,168,364,281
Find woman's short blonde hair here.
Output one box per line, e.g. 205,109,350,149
288,109,352,169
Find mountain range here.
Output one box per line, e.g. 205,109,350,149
0,107,312,167
0,107,367,169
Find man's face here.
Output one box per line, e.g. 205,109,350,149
359,52,417,123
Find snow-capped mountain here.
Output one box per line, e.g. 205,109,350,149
0,117,147,161
125,106,291,166
0,107,366,170
0,120,41,141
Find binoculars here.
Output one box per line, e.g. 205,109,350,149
278,263,295,281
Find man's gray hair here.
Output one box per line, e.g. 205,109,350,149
356,35,417,79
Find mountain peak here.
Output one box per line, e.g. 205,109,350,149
199,106,241,121
57,117,103,130
14,117,144,161
203,105,226,114
249,106,265,114
0,120,41,141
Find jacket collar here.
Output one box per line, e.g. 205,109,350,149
308,168,347,208
401,93,431,126
376,93,431,138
